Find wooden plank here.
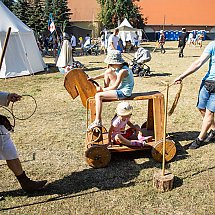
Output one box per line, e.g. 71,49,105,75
147,99,154,130
153,96,163,142
89,99,96,122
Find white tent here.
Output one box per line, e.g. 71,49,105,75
0,1,46,78
116,18,142,46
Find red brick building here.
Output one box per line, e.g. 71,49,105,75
136,0,215,32
68,0,215,36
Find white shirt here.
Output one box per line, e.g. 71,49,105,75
70,35,77,47
107,34,119,51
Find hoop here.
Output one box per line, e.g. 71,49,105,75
11,94,37,120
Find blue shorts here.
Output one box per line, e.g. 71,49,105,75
116,90,131,100
197,82,215,112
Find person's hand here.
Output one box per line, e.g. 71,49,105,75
134,125,141,132
174,77,183,84
96,85,103,92
7,93,22,103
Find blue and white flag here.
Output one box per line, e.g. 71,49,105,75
48,13,56,33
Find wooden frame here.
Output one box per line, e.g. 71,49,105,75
64,69,176,168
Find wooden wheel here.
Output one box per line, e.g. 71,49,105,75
85,145,111,168
151,139,176,162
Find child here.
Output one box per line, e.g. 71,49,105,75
87,50,134,130
109,102,151,148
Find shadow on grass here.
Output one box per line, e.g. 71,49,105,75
169,130,211,150
0,152,156,210
85,67,106,72
1,134,202,211
150,72,172,77
133,72,172,78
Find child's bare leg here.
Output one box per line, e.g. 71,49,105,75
94,90,118,122
115,134,132,146
115,134,145,147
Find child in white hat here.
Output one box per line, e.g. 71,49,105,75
109,102,151,147
87,50,134,130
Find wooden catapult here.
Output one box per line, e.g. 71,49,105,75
64,69,176,168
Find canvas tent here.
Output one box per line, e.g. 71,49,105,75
0,1,45,78
116,18,142,46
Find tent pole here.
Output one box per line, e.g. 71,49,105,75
0,27,11,70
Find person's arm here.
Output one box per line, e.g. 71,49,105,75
103,69,128,91
87,73,105,81
0,92,21,106
174,52,210,83
127,121,140,132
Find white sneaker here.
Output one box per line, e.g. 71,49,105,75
88,120,102,130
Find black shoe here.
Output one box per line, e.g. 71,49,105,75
204,129,215,143
188,138,203,149
16,171,47,193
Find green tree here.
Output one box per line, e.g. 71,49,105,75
12,0,33,27
29,1,46,34
9,0,71,34
1,0,15,10
97,0,145,29
44,0,71,32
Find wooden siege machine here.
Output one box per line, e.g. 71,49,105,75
64,69,176,168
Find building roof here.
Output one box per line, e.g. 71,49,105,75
137,0,215,26
68,0,100,22
68,0,215,26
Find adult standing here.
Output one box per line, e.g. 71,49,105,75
174,40,215,149
134,31,139,48
100,32,106,54
107,29,120,52
70,33,77,48
0,92,47,192
158,30,166,54
56,33,74,74
178,28,187,58
85,34,91,45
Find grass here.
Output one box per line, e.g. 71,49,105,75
0,41,215,215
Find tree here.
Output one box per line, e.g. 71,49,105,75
97,0,145,29
12,0,33,27
44,0,71,32
29,1,46,34
9,0,71,34
1,0,15,10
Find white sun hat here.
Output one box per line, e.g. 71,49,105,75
116,102,133,116
104,50,125,65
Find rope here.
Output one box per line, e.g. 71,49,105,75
160,82,183,116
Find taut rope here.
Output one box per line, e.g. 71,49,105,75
161,82,183,116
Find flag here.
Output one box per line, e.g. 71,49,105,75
48,13,56,33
